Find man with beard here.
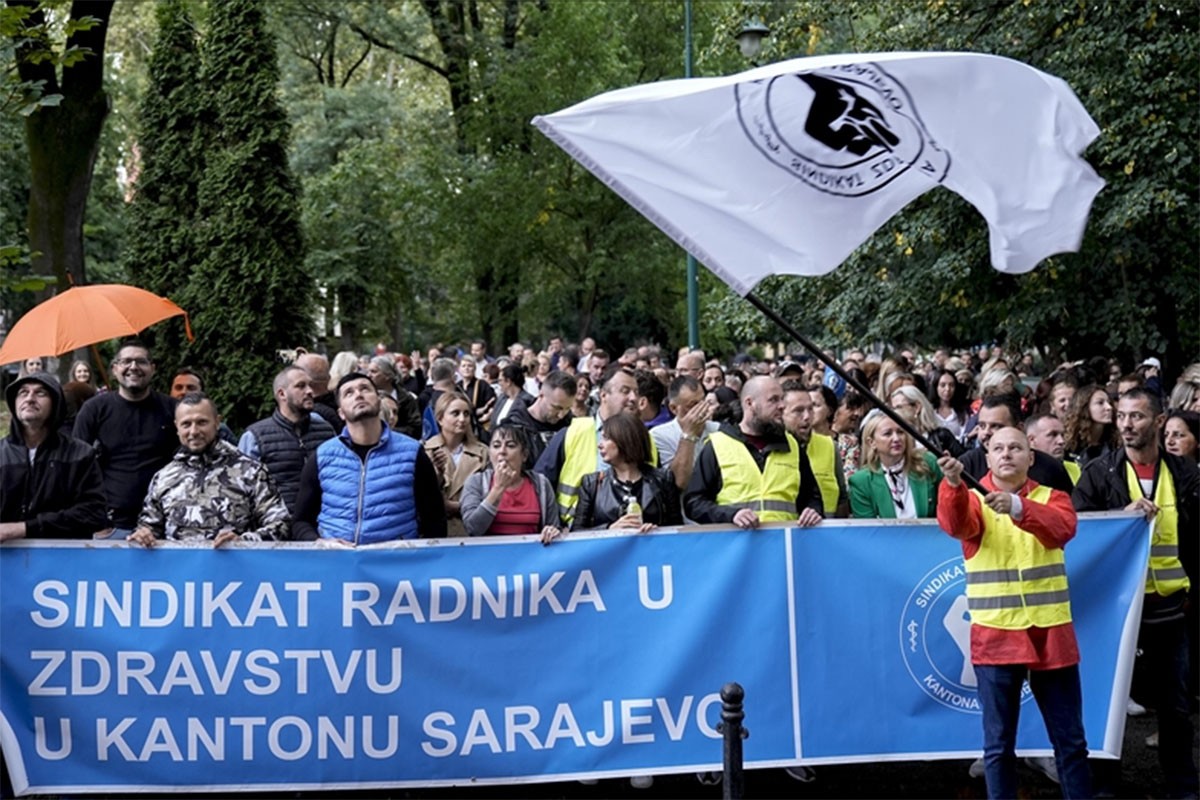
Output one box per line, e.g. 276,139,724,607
129,393,290,547
506,370,576,463
1073,388,1199,799
536,364,652,527
295,352,341,432
73,340,178,538
783,379,847,517
685,375,823,528
239,366,336,514
292,373,446,542
1,372,106,541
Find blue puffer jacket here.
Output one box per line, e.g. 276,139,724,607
316,426,419,543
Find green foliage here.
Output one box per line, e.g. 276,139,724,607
186,0,312,429
711,0,1198,369
121,0,204,376
0,1,102,115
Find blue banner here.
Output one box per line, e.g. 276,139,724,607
0,515,1146,794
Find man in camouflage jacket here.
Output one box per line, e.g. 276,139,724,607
130,393,289,547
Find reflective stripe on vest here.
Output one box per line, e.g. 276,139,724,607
710,431,801,522
1125,463,1190,597
807,433,838,514
556,417,600,525
1063,460,1081,486
963,484,1073,630
555,416,658,525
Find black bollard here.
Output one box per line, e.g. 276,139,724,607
719,682,748,800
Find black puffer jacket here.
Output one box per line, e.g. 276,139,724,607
1,373,107,538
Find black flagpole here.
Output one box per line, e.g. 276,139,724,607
744,291,986,494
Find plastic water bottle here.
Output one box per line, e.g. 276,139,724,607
625,496,643,524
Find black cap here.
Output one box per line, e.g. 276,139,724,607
335,371,374,399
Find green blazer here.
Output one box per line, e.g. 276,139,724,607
848,452,942,519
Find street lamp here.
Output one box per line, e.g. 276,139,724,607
684,1,698,350
734,18,771,63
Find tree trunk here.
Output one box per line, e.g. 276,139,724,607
10,0,115,294
24,92,109,291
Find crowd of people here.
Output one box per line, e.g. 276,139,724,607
2,335,1198,797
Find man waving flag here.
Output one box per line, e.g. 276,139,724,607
533,52,1103,294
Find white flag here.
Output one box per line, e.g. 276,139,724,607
533,52,1104,296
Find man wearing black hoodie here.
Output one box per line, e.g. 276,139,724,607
1,372,107,541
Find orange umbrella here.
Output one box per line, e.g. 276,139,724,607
0,284,193,366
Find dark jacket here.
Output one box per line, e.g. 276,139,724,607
2,373,107,537
392,388,423,440
1073,447,1199,613
960,446,1073,493
572,464,682,531
311,391,342,432
242,410,336,513
505,400,571,464
683,422,823,524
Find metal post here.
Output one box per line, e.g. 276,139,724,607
719,682,747,800
684,1,699,350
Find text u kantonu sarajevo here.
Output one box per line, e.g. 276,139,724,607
32,694,723,763
28,567,644,630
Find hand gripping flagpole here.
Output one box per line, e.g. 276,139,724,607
743,292,987,493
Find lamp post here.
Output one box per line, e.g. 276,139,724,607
684,0,699,350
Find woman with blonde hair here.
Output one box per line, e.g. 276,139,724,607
890,384,963,457
423,392,488,536
329,351,360,387
848,409,941,519
1168,363,1200,412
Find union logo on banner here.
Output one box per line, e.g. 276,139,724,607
898,557,1033,714
735,63,951,197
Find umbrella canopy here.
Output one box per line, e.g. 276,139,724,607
534,51,1104,295
0,284,192,366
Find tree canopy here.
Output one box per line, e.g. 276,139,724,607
2,0,1196,388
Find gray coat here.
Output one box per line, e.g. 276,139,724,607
460,467,559,536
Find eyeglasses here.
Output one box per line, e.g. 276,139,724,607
115,357,151,367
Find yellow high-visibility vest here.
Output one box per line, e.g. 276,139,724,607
710,431,801,522
807,433,838,514
1125,462,1190,597
555,416,657,525
964,485,1073,630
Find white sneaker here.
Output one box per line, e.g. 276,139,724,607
968,757,985,779
1127,698,1147,716
1026,755,1060,784
1146,730,1159,748
696,771,722,785
785,766,816,782
629,775,654,789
